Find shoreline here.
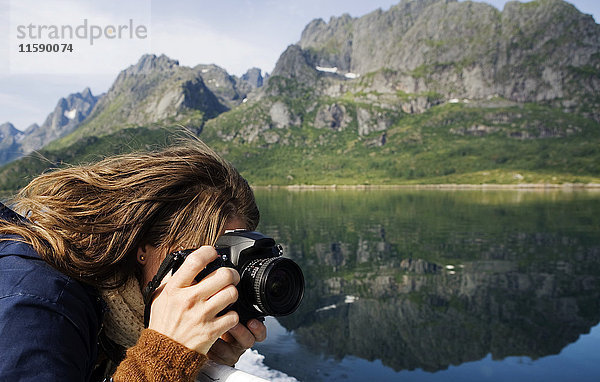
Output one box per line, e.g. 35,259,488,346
253,183,600,190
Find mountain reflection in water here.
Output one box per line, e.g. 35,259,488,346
253,189,600,381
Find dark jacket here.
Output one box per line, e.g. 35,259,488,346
0,203,104,381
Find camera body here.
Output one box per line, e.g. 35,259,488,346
171,230,304,324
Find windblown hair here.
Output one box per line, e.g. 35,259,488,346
0,141,259,289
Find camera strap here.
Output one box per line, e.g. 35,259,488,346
141,249,193,327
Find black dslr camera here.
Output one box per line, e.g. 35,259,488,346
143,230,304,325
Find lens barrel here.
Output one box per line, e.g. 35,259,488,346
242,257,304,316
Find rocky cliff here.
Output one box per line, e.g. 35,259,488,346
75,54,226,137
0,123,24,164
294,0,599,116
20,88,99,153
205,0,599,142
44,54,270,150
0,88,99,166
193,64,264,109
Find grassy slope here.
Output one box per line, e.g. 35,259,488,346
201,97,600,186
1,93,599,192
0,127,181,191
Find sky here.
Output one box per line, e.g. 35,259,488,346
0,0,598,131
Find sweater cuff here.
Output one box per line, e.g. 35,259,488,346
113,329,208,382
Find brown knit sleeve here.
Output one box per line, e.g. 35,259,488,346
112,329,208,382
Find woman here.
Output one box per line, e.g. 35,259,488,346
0,141,267,381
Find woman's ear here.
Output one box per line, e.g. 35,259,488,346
137,244,150,265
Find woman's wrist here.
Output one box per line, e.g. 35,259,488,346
113,329,208,382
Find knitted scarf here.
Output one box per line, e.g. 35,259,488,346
100,277,146,349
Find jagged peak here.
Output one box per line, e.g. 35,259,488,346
300,14,353,45
503,0,592,18
241,67,263,79
392,0,456,9
328,12,353,24
241,67,265,88
243,67,262,75
64,88,96,103
56,97,68,109
24,123,40,134
193,63,230,75
300,0,453,40
304,18,326,30
299,0,451,51
127,54,180,75
0,122,21,135
272,45,313,76
81,87,93,99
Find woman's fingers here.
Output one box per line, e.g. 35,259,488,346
207,338,239,366
207,320,268,366
213,310,240,336
225,322,256,349
168,246,218,288
204,284,239,316
194,267,240,299
147,246,242,355
245,319,267,342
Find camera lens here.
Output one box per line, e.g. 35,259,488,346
242,257,304,316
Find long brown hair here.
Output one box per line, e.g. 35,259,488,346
0,141,259,289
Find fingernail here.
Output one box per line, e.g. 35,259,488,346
248,320,258,329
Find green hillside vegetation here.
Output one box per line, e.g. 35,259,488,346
0,127,180,191
47,92,210,152
202,93,600,186
3,89,597,191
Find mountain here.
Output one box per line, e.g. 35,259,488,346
0,0,599,191
44,54,270,152
50,54,227,149
241,67,268,90
264,0,599,117
0,123,24,164
0,55,266,190
197,0,599,185
294,0,599,117
0,88,99,166
20,87,99,153
193,64,263,109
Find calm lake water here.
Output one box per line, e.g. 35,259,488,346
252,189,600,382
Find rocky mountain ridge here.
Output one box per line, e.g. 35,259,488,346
0,122,24,164
0,88,99,166
51,54,273,149
66,54,225,141
204,0,599,151
293,0,599,111
193,64,266,109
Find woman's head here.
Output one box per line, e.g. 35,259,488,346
2,140,259,289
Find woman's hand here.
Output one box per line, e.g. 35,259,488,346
207,319,267,366
147,246,240,355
